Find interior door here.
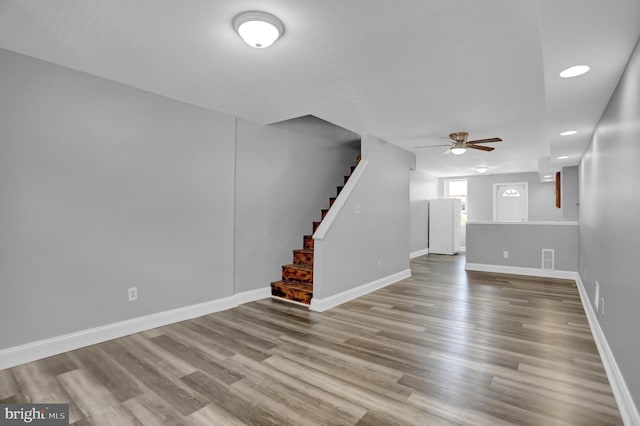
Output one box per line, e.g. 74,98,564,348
494,183,528,221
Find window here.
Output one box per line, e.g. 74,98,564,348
502,189,521,198
445,179,467,225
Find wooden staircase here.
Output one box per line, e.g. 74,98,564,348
271,155,361,305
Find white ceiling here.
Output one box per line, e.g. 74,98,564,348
0,0,638,177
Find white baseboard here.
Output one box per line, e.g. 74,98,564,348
310,269,411,312
465,263,576,280
0,287,270,371
574,274,640,426
410,249,429,259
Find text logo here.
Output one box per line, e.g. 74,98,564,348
1,404,68,425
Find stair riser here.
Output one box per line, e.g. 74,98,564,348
293,251,314,266
271,282,312,305
303,235,314,250
321,209,329,219
313,221,321,232
282,266,313,283
329,198,336,207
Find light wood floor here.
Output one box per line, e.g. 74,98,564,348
0,254,622,425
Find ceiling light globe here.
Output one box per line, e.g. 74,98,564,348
233,11,284,49
476,167,488,173
450,147,467,155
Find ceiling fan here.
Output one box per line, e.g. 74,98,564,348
417,131,502,155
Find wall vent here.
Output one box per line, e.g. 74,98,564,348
541,249,555,270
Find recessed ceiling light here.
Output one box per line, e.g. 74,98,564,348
233,11,284,48
560,130,577,136
476,166,488,173
557,156,569,160
560,65,590,78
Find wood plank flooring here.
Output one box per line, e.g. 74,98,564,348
1,254,622,425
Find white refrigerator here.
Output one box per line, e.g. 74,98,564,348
428,198,461,255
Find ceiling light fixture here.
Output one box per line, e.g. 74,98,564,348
557,156,569,160
476,166,488,173
559,65,590,78
233,11,284,48
450,146,467,155
560,130,577,136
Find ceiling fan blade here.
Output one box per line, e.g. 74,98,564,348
466,137,502,144
467,144,494,151
415,144,451,149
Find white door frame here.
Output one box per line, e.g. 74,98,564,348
493,182,528,221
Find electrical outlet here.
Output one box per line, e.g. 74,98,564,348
594,281,600,310
503,251,509,259
377,260,383,271
128,287,138,302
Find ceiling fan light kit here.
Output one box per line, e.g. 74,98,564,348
233,11,284,48
416,131,502,156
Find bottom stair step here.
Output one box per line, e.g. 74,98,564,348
271,281,313,305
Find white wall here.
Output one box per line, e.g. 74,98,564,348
0,49,236,349
579,37,640,413
313,135,414,300
409,170,439,255
234,120,359,293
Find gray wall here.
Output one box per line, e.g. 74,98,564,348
0,49,236,349
234,120,359,293
466,223,578,271
461,172,563,221
0,48,359,351
561,166,579,221
314,135,414,299
578,37,640,408
410,170,439,254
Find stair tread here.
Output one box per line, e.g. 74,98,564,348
271,280,313,290
293,248,314,254
283,263,313,270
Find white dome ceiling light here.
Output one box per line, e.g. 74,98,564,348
476,166,489,173
560,130,577,136
233,11,284,49
559,65,590,78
